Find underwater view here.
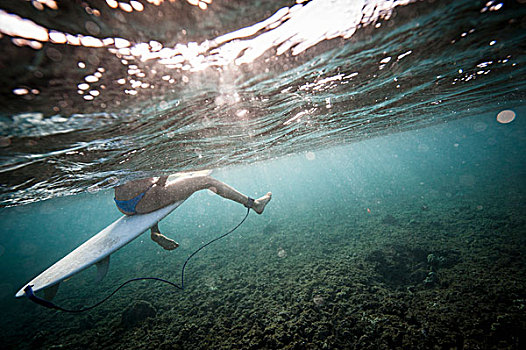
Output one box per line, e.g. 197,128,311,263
1,0,525,349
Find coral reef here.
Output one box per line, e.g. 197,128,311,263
121,300,157,328
3,182,525,349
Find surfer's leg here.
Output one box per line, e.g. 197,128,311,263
150,223,179,250
193,176,272,214
166,176,272,214
138,175,272,214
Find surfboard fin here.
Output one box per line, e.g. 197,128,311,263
95,256,110,282
43,283,60,301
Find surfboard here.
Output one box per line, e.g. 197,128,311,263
15,170,211,299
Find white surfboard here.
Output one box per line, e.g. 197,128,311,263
15,170,210,299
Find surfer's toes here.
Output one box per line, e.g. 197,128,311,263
253,192,272,214
161,240,179,251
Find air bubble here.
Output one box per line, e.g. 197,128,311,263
305,151,315,160
496,110,515,124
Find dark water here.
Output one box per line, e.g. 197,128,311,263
1,0,525,349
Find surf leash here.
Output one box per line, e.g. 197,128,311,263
23,202,253,313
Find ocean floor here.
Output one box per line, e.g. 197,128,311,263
3,170,525,350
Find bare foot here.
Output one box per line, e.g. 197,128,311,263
151,232,179,250
253,192,272,214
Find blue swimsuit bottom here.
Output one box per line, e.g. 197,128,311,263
114,192,146,215
114,181,158,215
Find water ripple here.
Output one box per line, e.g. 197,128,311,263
0,0,525,206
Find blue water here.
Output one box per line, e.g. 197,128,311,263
2,110,525,348
1,0,525,348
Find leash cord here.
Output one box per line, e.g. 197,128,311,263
24,207,250,313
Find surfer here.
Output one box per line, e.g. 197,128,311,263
114,174,272,250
